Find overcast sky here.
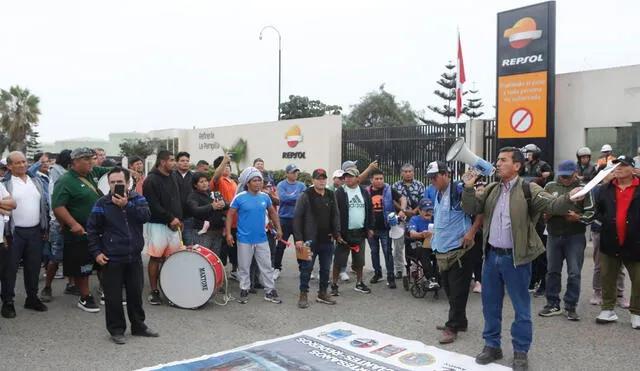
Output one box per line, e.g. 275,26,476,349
2,0,639,143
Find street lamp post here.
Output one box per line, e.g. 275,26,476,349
259,25,282,121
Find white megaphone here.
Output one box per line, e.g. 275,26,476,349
446,137,495,177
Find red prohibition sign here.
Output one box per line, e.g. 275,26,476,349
510,108,533,133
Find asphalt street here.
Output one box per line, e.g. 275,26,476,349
0,242,636,371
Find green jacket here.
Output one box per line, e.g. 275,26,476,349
461,177,574,266
543,179,594,236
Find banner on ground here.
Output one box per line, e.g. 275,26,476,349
139,322,509,371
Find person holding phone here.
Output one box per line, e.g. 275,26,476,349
87,167,158,344
187,172,228,256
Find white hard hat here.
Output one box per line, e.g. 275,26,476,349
601,144,613,152
576,147,591,157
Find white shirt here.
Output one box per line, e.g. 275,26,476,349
10,176,41,228
0,183,10,236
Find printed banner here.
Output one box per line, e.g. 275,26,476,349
138,322,509,371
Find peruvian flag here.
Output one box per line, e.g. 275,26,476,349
456,30,466,119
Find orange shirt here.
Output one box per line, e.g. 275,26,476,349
210,176,238,228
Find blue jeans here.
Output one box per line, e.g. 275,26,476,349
368,229,393,276
545,234,586,310
299,242,334,293
181,218,196,246
482,249,533,353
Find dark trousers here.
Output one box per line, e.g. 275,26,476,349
2,226,43,302
103,259,146,336
299,242,334,293
530,226,547,290
220,228,238,268
441,250,472,332
273,218,294,270
471,231,484,282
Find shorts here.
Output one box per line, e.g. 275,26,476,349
146,223,181,258
333,229,366,269
49,220,64,262
63,233,95,277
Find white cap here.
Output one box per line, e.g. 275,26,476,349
332,169,345,179
601,144,613,152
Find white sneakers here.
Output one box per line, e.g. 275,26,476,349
632,314,640,329
339,272,350,282
596,310,618,324
273,268,281,281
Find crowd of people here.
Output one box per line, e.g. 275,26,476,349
0,143,639,370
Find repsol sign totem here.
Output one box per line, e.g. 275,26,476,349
496,1,556,165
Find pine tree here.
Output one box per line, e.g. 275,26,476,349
463,86,484,119
25,127,42,160
427,62,457,124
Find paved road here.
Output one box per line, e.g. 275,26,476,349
0,243,635,371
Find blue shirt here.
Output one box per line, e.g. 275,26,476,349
230,191,273,244
431,182,471,253
277,180,307,218
423,184,437,204
408,215,432,233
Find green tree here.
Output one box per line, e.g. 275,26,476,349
345,84,418,128
119,137,174,159
25,128,42,160
427,62,458,124
0,86,41,153
463,87,485,119
279,95,341,120
222,138,248,174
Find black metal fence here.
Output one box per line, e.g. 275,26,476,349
341,122,466,184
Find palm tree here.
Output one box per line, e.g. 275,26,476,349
0,86,41,153
223,138,248,174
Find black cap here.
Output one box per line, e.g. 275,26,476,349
612,155,636,167
312,168,328,179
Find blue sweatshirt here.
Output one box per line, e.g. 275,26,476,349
277,180,307,219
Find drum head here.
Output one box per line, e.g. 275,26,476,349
160,250,216,308
389,225,405,239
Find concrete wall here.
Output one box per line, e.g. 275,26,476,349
186,115,342,173
554,64,640,164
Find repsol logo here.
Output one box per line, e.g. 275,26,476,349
502,54,544,66
282,151,306,159
199,268,208,291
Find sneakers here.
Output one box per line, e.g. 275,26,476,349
298,292,309,308
40,287,53,303
100,293,106,305
273,268,281,281
310,272,318,281
596,310,618,324
472,281,482,293
238,290,249,304
229,269,239,281
631,314,640,329
617,295,630,309
111,334,126,345
589,291,603,305
132,328,159,337
330,283,340,296
539,305,563,317
1,303,16,318
387,277,397,289
428,277,440,290
64,284,81,296
316,291,336,305
369,272,382,284
147,290,162,305
25,297,48,312
264,290,282,304
533,286,545,297
354,281,371,294
565,309,581,321
77,296,100,313
339,271,350,282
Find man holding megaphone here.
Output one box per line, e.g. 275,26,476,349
459,147,584,371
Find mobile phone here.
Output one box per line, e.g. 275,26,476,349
375,155,380,163
212,191,223,201
228,152,237,159
114,184,125,198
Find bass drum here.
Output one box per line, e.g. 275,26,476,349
159,246,225,309
98,174,134,196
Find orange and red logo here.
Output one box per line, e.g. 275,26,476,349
284,125,303,148
504,17,542,49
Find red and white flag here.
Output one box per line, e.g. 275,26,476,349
456,30,466,119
